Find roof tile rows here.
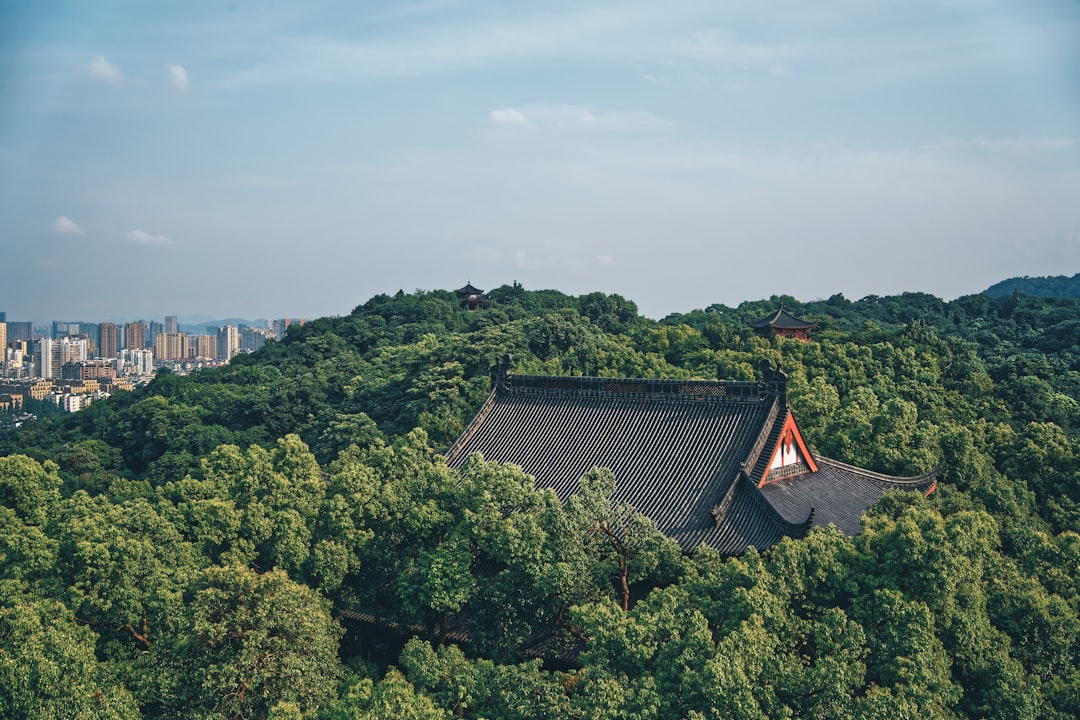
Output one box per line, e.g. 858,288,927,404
447,366,935,555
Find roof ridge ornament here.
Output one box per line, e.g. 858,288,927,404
489,353,513,389
758,358,788,403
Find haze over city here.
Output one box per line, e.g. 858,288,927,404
2,0,1078,323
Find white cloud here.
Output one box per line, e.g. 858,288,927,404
50,216,84,235
500,104,665,133
167,65,190,91
597,254,615,265
514,248,527,267
84,54,125,84
490,108,532,128
927,136,1074,155
126,229,171,246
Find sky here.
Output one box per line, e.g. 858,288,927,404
1,0,1078,323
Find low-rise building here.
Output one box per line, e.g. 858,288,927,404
1,380,54,401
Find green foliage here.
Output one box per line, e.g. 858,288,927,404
144,566,344,719
0,583,141,720
985,272,1080,298
330,668,450,720
3,284,1080,718
0,454,62,525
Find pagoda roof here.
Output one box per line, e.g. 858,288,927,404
446,361,935,555
455,282,485,296
748,306,816,330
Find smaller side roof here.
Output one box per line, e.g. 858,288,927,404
759,457,937,535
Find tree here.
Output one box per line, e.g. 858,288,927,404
52,492,195,655
0,454,62,526
145,566,344,719
0,584,141,720
565,467,683,611
398,638,569,720
329,668,450,720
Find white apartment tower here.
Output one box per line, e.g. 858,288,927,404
217,325,239,361
35,338,58,379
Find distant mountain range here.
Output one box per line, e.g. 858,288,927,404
984,273,1080,298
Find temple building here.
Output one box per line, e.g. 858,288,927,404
455,282,489,310
447,356,936,555
749,306,817,341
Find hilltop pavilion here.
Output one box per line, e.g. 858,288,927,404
748,306,817,341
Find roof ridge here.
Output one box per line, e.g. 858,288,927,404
499,373,775,404
814,456,938,489
741,398,783,476
445,387,499,465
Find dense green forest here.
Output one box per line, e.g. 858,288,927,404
985,272,1080,298
2,284,1080,719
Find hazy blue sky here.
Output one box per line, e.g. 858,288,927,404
2,0,1078,322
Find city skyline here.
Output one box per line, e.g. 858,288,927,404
4,313,288,331
2,1,1078,321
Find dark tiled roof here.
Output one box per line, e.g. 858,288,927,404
760,457,937,535
447,366,935,555
748,307,816,330
447,373,809,554
455,282,485,296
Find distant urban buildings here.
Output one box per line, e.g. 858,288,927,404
148,320,164,347
7,321,32,344
241,326,273,353
118,348,154,375
124,321,146,351
272,318,306,338
0,312,306,412
217,325,239,361
99,322,118,358
194,334,217,360
153,332,189,361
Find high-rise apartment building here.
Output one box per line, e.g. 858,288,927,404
118,348,154,375
35,338,58,379
148,320,164,347
217,326,239,361
52,321,79,339
0,322,6,377
193,334,218,360
58,336,90,366
81,324,99,352
6,322,32,344
165,315,178,334
4,345,25,379
98,323,118,358
240,326,270,353
272,318,306,339
153,332,188,361
124,321,147,350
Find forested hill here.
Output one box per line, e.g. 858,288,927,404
2,285,1080,719
985,272,1080,298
